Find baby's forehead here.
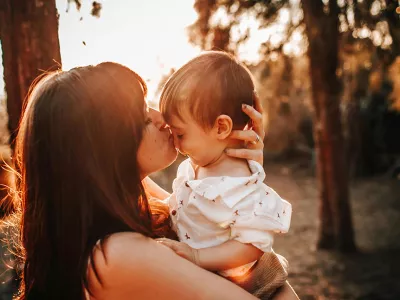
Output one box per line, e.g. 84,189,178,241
167,112,190,129
163,79,210,129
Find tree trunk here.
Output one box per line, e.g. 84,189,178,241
0,0,61,151
301,0,356,252
384,0,400,66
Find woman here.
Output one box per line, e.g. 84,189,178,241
8,62,298,299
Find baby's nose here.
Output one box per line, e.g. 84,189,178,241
172,136,183,153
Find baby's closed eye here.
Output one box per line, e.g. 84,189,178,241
170,127,184,139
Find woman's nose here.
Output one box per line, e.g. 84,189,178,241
149,108,167,130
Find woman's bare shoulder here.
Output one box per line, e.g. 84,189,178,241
98,231,151,260
87,232,163,293
91,232,159,267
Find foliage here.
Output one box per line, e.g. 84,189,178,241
188,0,400,161
69,0,102,17
188,0,400,63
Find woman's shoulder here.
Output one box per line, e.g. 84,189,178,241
90,232,155,269
102,231,150,252
87,232,162,294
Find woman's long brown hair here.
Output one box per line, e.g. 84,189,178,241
7,62,169,299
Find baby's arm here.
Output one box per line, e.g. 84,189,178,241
157,238,263,272
196,240,263,271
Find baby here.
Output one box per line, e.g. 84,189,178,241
159,51,292,299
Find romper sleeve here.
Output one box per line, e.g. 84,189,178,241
229,184,292,253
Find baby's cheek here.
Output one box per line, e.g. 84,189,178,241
183,141,197,155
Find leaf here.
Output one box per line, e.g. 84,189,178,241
91,1,102,18
67,0,82,11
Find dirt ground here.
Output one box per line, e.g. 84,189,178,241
1,159,399,299
267,161,400,300
152,156,400,299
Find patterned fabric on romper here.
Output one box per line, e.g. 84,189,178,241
168,158,292,277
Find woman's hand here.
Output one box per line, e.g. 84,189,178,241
226,92,265,165
156,238,199,265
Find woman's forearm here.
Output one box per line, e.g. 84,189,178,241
143,177,171,200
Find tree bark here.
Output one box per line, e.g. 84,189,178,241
384,0,400,66
0,0,61,150
301,0,356,252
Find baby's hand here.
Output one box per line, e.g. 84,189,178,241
157,238,199,265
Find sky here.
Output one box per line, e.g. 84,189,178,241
0,0,202,101
0,0,294,102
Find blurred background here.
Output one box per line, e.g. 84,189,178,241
0,0,399,299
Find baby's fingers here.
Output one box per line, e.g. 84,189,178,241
156,238,180,252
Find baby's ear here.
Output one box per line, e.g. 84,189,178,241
214,115,233,140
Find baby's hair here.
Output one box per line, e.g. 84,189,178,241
160,51,255,130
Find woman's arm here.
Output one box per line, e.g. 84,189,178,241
157,238,263,272
142,177,170,200
87,232,258,300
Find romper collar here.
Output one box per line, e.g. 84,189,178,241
179,159,266,208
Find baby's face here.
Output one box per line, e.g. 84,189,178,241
168,113,222,167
